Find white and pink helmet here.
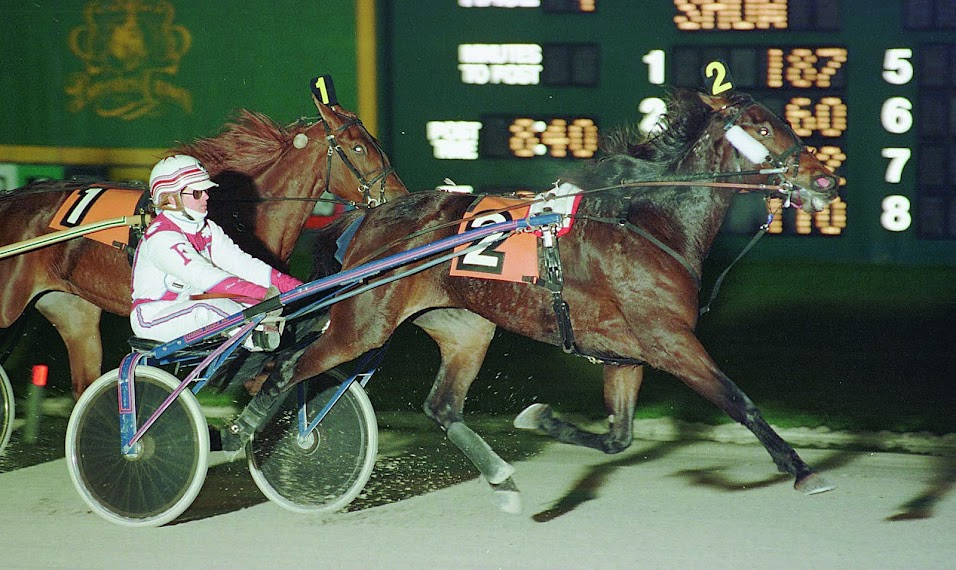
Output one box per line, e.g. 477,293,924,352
148,155,218,207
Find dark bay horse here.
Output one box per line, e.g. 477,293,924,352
0,98,407,398
241,88,840,511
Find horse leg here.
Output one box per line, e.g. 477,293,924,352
515,364,643,454
415,309,521,512
653,331,834,495
34,292,103,399
222,309,390,454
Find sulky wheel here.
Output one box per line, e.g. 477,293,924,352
0,365,13,456
248,370,378,513
65,366,209,527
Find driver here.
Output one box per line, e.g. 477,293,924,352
130,155,302,347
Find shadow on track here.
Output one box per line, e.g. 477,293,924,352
533,438,694,523
887,453,956,522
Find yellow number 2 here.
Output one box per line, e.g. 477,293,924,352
705,61,733,95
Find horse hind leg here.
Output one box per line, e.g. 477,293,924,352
415,309,521,513
34,292,103,399
515,364,643,455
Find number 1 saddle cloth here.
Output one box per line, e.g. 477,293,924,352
49,184,150,251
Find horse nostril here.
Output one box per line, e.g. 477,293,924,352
814,176,833,190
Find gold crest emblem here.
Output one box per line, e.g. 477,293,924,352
66,0,193,120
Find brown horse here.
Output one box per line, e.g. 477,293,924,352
237,88,840,511
0,98,407,398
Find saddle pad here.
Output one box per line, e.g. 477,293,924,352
448,185,582,284
50,186,148,248
529,182,583,238
449,196,538,283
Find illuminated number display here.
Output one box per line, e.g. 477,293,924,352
480,116,599,159
387,0,956,266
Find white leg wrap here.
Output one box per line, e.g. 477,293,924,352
447,422,515,485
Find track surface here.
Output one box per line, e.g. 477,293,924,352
1,425,954,569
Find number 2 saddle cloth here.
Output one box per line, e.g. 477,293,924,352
449,182,582,284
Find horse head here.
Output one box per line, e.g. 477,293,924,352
179,100,408,264
310,96,409,207
697,92,840,213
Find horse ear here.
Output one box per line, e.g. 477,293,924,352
697,91,732,112
310,75,339,107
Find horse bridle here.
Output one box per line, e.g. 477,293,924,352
714,98,805,201
317,109,396,208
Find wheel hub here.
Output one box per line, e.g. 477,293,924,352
296,429,321,453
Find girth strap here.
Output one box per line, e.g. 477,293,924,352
535,227,645,367
538,229,575,354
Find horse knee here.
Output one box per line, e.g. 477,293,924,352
422,400,461,428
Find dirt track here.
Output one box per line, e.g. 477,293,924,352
1,429,954,569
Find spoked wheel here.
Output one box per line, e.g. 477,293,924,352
248,370,378,513
0,365,13,456
65,366,209,527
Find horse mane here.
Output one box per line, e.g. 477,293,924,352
174,109,294,177
600,89,699,163
567,88,754,189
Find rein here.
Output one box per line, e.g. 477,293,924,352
217,175,786,211
347,174,790,269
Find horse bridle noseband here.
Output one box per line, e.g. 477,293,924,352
715,98,805,198
318,111,396,208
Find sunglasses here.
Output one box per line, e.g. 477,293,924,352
180,189,208,199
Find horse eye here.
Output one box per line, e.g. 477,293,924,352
756,126,771,137
352,144,365,154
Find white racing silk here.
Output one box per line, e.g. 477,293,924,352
130,211,284,342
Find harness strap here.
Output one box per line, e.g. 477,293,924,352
535,227,645,367
537,229,575,353
698,218,772,316
578,215,702,290
580,213,774,317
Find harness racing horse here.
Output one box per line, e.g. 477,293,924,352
240,88,840,511
0,98,407,399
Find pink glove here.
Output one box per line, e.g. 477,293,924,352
271,268,304,293
208,277,269,303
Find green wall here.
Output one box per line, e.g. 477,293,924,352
1,0,359,150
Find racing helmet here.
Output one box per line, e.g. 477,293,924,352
148,155,218,208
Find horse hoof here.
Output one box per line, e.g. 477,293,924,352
514,403,550,430
795,472,836,495
490,478,522,514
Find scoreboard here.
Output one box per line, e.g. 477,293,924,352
383,0,956,265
